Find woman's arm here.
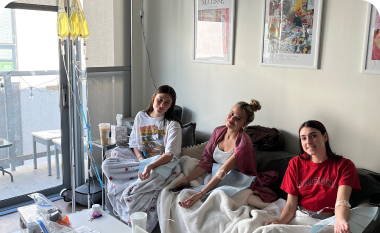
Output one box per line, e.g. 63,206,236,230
130,113,144,162
163,121,182,158
178,153,236,208
265,194,298,225
334,185,352,233
176,166,207,187
133,148,144,162
139,153,174,180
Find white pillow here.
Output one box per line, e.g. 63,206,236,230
180,141,208,160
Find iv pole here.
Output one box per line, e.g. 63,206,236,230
69,57,76,214
63,0,76,213
61,0,91,213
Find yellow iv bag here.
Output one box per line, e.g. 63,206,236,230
76,0,90,41
69,0,80,41
57,0,68,41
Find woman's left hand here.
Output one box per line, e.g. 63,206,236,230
178,192,202,208
334,219,351,233
139,164,152,180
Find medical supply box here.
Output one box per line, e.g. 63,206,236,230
18,204,40,233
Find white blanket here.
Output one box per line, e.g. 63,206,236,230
102,148,181,232
157,156,329,233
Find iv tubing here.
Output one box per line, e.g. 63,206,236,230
80,103,92,152
80,103,104,187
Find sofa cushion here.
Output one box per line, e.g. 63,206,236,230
182,122,196,148
254,148,296,200
195,131,212,145
350,168,380,208
181,141,208,161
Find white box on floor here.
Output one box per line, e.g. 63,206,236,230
18,204,40,233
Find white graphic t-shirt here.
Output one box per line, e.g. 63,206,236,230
128,111,182,158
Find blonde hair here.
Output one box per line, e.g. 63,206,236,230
234,99,261,125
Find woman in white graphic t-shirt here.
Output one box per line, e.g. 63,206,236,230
128,85,183,180
102,85,183,231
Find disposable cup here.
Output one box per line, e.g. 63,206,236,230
92,204,101,213
130,212,147,233
99,123,110,145
135,225,148,233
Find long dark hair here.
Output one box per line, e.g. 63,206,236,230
144,85,182,127
298,120,342,160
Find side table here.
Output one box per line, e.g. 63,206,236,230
31,130,61,176
91,140,116,211
69,208,132,232
52,138,61,179
18,205,132,233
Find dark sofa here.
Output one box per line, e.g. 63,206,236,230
195,131,380,232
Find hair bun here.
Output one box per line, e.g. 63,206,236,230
250,99,261,112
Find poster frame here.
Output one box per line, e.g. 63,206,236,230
193,0,236,65
259,0,324,70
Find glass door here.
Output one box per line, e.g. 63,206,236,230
0,6,70,210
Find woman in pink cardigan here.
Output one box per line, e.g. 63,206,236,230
176,99,262,208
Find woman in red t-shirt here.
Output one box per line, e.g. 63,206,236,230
265,120,361,233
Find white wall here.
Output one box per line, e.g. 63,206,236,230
131,0,144,116
131,0,380,173
84,0,131,67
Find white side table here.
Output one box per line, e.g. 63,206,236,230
91,140,117,211
31,130,61,176
69,209,132,232
52,138,61,179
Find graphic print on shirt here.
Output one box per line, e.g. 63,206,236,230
298,177,338,189
139,125,165,158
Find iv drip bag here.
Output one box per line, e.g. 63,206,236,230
76,0,90,41
69,0,80,41
57,0,69,41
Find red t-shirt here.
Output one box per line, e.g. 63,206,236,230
281,155,361,212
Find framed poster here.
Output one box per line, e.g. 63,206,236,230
260,0,323,69
193,0,235,65
361,4,380,75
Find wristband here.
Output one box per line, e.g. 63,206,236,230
199,190,204,196
335,200,351,208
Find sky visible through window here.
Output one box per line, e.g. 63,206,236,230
2,8,60,90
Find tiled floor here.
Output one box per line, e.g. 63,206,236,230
1,156,62,201
0,199,87,233
0,156,85,233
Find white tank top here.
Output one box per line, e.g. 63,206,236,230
203,144,236,184
213,144,234,165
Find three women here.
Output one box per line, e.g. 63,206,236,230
106,85,361,233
